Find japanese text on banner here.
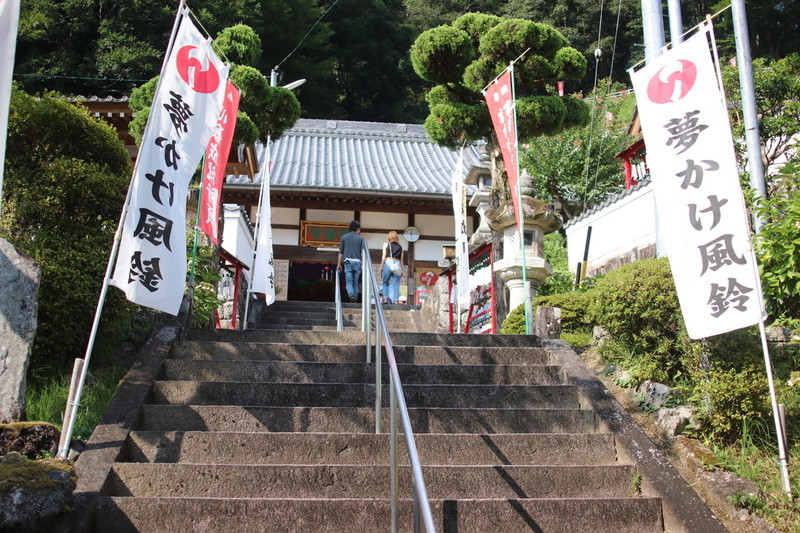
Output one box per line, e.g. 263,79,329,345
199,81,240,244
483,69,522,230
110,10,229,315
630,27,763,339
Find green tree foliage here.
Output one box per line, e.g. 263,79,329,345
410,12,591,151
752,161,800,321
722,54,800,196
323,0,419,121
589,258,692,382
710,0,800,60
406,0,645,95
14,0,334,117
405,0,503,30
520,79,635,220
1,87,134,372
536,232,574,296
15,0,175,95
128,25,299,147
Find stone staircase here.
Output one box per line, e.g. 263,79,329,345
68,301,726,532
247,299,423,332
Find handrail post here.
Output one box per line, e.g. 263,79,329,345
375,311,383,434
359,241,435,532
335,269,343,331
390,370,398,532
363,247,371,363
413,493,421,533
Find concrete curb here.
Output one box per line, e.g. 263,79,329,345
543,339,728,533
57,310,186,533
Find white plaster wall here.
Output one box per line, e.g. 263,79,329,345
272,207,298,225
566,181,657,274
221,205,255,274
306,209,353,223
416,214,455,238
414,239,453,262
271,228,298,246
361,211,407,230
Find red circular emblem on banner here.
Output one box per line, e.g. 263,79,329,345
647,59,697,104
176,45,220,94
419,271,439,286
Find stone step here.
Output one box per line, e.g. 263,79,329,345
251,301,418,313
137,405,599,434
123,432,618,466
161,360,565,385
106,463,639,499
94,496,664,533
171,342,552,365
150,381,580,409
184,329,541,349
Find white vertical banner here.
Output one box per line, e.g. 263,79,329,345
250,142,276,304
451,149,471,307
110,8,228,315
630,25,763,339
0,0,21,217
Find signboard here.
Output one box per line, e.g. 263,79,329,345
300,221,349,247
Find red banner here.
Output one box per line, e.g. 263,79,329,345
484,69,521,229
199,80,240,243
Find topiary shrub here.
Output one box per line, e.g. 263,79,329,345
535,289,596,332
2,87,135,373
500,304,526,334
589,258,694,381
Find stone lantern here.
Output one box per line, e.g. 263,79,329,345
486,171,562,315
464,150,493,247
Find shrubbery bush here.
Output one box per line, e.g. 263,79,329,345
500,256,790,444
589,258,692,372
690,366,772,443
2,87,136,373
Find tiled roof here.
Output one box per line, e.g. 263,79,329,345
230,119,483,196
563,177,652,228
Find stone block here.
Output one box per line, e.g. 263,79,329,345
637,380,672,409
0,239,41,423
535,306,561,339
657,406,694,438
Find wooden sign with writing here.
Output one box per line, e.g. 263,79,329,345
300,221,349,247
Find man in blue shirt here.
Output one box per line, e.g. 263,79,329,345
337,220,367,303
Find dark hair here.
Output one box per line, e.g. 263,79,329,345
349,220,360,232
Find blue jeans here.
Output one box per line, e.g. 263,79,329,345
382,259,401,303
343,260,361,300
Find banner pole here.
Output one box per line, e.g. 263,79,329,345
509,62,533,335
57,3,188,459
186,169,205,324
757,320,792,496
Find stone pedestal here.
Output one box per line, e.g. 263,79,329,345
487,195,561,320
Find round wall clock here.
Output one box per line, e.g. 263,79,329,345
403,226,420,242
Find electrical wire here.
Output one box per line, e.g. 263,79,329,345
274,0,341,70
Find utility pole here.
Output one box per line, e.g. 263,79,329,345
666,0,684,44
641,0,666,62
731,0,768,232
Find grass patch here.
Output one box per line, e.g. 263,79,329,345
712,430,800,530
26,365,126,441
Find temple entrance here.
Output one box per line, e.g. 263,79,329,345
287,261,339,302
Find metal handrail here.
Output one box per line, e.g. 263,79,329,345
334,268,343,331
360,244,436,532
